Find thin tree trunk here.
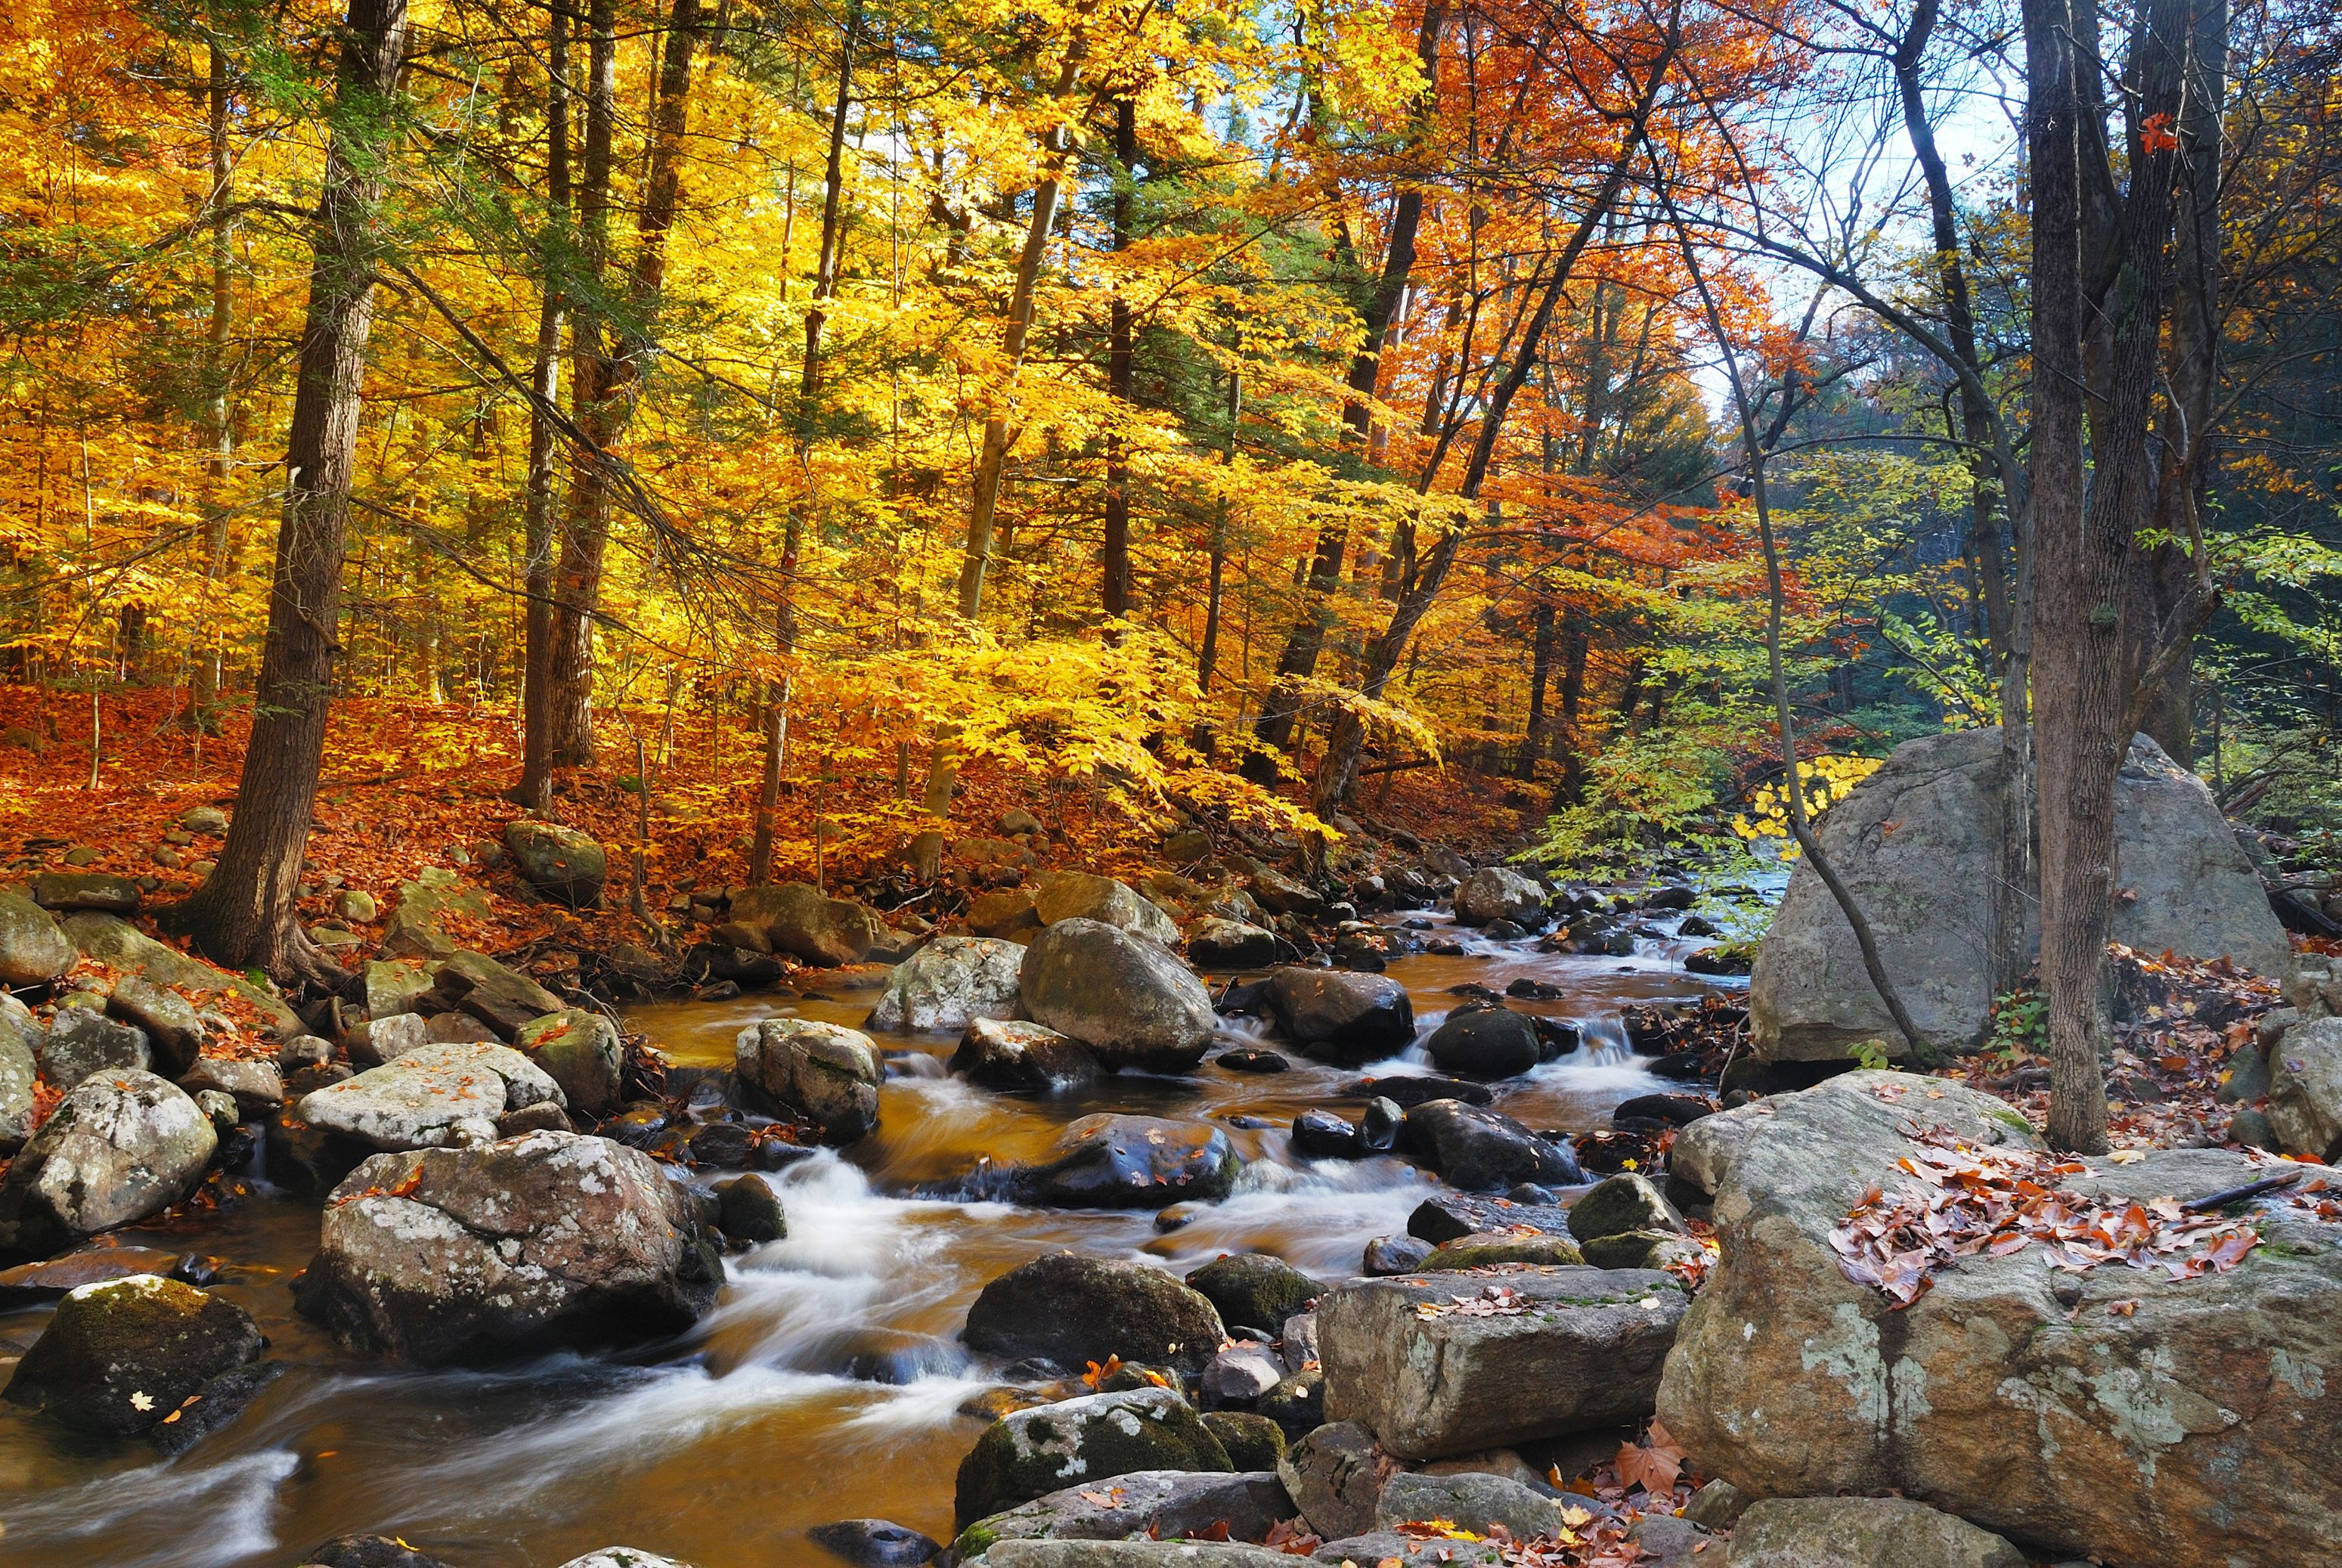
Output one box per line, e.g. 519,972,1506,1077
171,0,410,985
184,35,237,734
515,0,571,810
1101,95,1136,620
798,0,857,429
956,11,1093,621
1520,599,1554,777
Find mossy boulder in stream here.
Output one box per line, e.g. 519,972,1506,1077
735,1017,882,1143
1018,920,1218,1072
953,1387,1232,1528
956,1467,1287,1555
965,1253,1225,1374
1183,1253,1320,1333
4,1273,262,1436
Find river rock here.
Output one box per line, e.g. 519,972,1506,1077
1204,1411,1287,1470
1752,729,2291,1059
1376,1471,1561,1541
554,1553,699,1568
0,1014,39,1149
1290,1109,1360,1158
1188,919,1278,970
294,1129,718,1362
364,958,439,1020
958,1469,1290,1557
0,1247,213,1304
968,888,1043,940
516,1008,624,1117
736,1017,883,1142
429,950,565,1040
1727,1497,2024,1568
1407,1191,1573,1244
1421,1232,1585,1269
2,1273,262,1436
953,1019,1100,1093
297,1538,461,1568
31,870,142,913
35,1006,152,1085
1247,866,1328,919
1401,1100,1583,1191
1263,969,1413,1065
1202,1343,1289,1408
0,1070,217,1253
1010,1114,1239,1207
178,1056,284,1117
1422,1007,1541,1080
502,820,606,907
1566,1172,1684,1241
1578,1230,1702,1270
712,1172,787,1245
1655,1069,2342,1567
1018,919,1218,1072
1031,872,1182,947
732,881,880,965
1318,1266,1686,1459
1185,1253,1321,1333
807,1518,940,1566
1452,868,1544,928
964,1253,1225,1373
866,935,1024,1033
379,868,491,962
1362,1235,1434,1275
105,976,204,1074
1276,1420,1382,1540
954,1387,1232,1526
2267,1015,2342,1161
981,1542,1292,1567
0,891,75,987
298,1041,563,1151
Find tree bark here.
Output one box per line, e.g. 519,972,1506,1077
170,0,410,984
515,0,570,811
1101,95,1136,620
184,34,236,733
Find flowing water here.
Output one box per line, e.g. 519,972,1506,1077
0,914,1744,1568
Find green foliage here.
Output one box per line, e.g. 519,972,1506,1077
1986,989,2048,1061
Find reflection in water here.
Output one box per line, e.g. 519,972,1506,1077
0,917,1740,1567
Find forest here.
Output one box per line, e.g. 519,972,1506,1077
3,0,2342,1565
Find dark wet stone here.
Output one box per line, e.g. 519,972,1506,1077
1402,1099,1585,1191
1215,1049,1290,1074
1406,1192,1574,1245
297,1537,460,1568
1291,1110,1362,1158
148,1359,287,1455
1338,1074,1492,1108
1363,1235,1435,1275
1359,1096,1402,1152
808,1517,941,1566
1612,1092,1715,1126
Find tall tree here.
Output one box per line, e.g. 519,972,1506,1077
514,0,572,811
170,0,412,982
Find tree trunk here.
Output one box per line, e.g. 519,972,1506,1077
549,0,702,764
514,0,571,811
170,0,410,985
1520,599,1555,777
956,11,1094,621
184,35,235,733
1101,95,1136,620
798,0,857,430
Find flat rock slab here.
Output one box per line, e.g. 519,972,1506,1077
982,1545,1295,1568
958,1470,1290,1557
1727,1497,2024,1568
1318,1265,1687,1460
298,1041,562,1151
1407,1192,1574,1244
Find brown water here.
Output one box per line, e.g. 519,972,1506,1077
0,915,1743,1568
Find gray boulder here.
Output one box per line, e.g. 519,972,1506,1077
1376,1471,1561,1542
730,881,879,966
502,820,606,907
955,1387,1231,1528
429,950,564,1040
1727,1498,2024,1568
965,1253,1225,1374
1656,1070,2342,1568
953,1019,1100,1093
1402,1099,1582,1191
1019,919,1218,1072
981,1542,1291,1567
178,1056,286,1117
107,976,205,1074
516,1009,624,1118
1009,1114,1240,1208
957,1470,1290,1557
1452,867,1544,927
297,1041,563,1152
866,935,1024,1033
1262,969,1413,1065
2,1273,262,1436
735,1017,882,1143
1318,1266,1686,1459
30,870,141,913
293,1130,718,1362
34,1006,151,1083
1752,728,2291,1060
0,1070,217,1253
1031,872,1182,947
0,891,75,987
63,912,302,1038
0,1012,36,1150
1188,918,1278,970
2268,1015,2342,1161
1276,1421,1383,1540
364,958,440,1019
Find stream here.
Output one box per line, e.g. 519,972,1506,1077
0,911,1746,1568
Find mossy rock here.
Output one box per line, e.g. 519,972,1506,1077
3,1274,262,1436
1183,1253,1321,1333
1203,1410,1288,1470
1423,1232,1587,1269
953,1387,1231,1527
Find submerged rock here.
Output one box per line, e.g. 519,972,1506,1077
3,1273,262,1436
0,1070,217,1254
294,1130,719,1364
954,1387,1232,1528
1009,1114,1239,1208
964,1253,1225,1374
866,935,1024,1033
1018,919,1219,1072
807,1518,942,1566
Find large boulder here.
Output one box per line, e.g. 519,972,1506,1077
0,1070,216,1253
1727,1498,2024,1568
1318,1265,1687,1459
956,1470,1290,1558
3,1273,262,1436
1262,970,1414,1065
1009,1114,1239,1208
730,881,879,966
1031,872,1182,947
1752,729,2291,1060
34,1006,152,1083
1187,919,1278,971
30,870,141,913
1421,1007,1541,1080
106,976,206,1075
297,1042,564,1152
735,1017,882,1143
179,1055,287,1118
954,1387,1231,1527
0,891,76,986
1276,1421,1382,1540
1185,1253,1320,1334
1451,867,1544,927
501,819,607,907
1655,1070,2342,1567
953,1019,1100,1093
866,935,1024,1033
1401,1099,1583,1191
2267,1015,2342,1161
0,1012,36,1150
516,1009,624,1118
964,1253,1225,1374
63,911,301,1038
293,1130,719,1362
429,950,565,1040
1018,919,1218,1072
